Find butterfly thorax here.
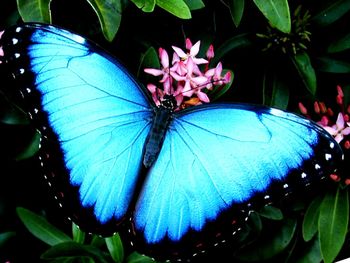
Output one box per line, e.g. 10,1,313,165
161,94,178,110
143,106,173,168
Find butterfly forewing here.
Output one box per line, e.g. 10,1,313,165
1,23,154,232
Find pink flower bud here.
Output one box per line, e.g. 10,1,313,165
319,116,329,126
185,38,193,51
224,71,231,84
327,107,334,117
330,174,341,182
298,102,308,115
336,94,343,105
320,102,327,114
345,178,350,186
314,101,320,113
206,44,214,59
337,85,344,97
344,140,350,149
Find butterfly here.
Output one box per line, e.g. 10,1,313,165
0,23,343,262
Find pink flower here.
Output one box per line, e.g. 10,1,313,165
322,113,350,143
147,83,162,106
144,48,173,94
176,57,208,96
172,39,208,65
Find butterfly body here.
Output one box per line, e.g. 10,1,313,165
0,23,343,262
143,106,172,167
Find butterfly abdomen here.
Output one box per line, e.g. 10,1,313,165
143,107,172,167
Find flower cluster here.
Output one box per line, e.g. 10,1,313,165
144,38,231,110
299,85,350,184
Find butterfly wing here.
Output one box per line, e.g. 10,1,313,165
1,23,153,231
132,103,342,260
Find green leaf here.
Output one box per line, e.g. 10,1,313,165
328,32,350,53
126,252,155,263
248,211,263,234
263,69,290,109
270,82,289,109
259,205,283,220
235,218,297,261
262,64,290,109
156,0,191,19
291,52,317,95
16,207,72,246
41,241,109,263
138,46,160,77
293,237,322,263
0,93,29,125
253,0,291,33
302,195,323,242
0,231,16,247
85,0,123,41
130,0,155,12
72,223,85,244
105,233,124,263
184,0,204,10
0,107,28,125
342,84,350,107
211,33,253,65
314,56,350,73
319,186,349,263
90,234,105,248
16,0,52,22
15,130,41,160
228,0,245,27
311,0,350,27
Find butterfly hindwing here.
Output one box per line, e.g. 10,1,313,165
1,23,154,230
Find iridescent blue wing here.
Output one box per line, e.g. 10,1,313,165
1,23,153,231
132,103,343,261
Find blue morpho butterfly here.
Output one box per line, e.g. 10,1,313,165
0,23,344,261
